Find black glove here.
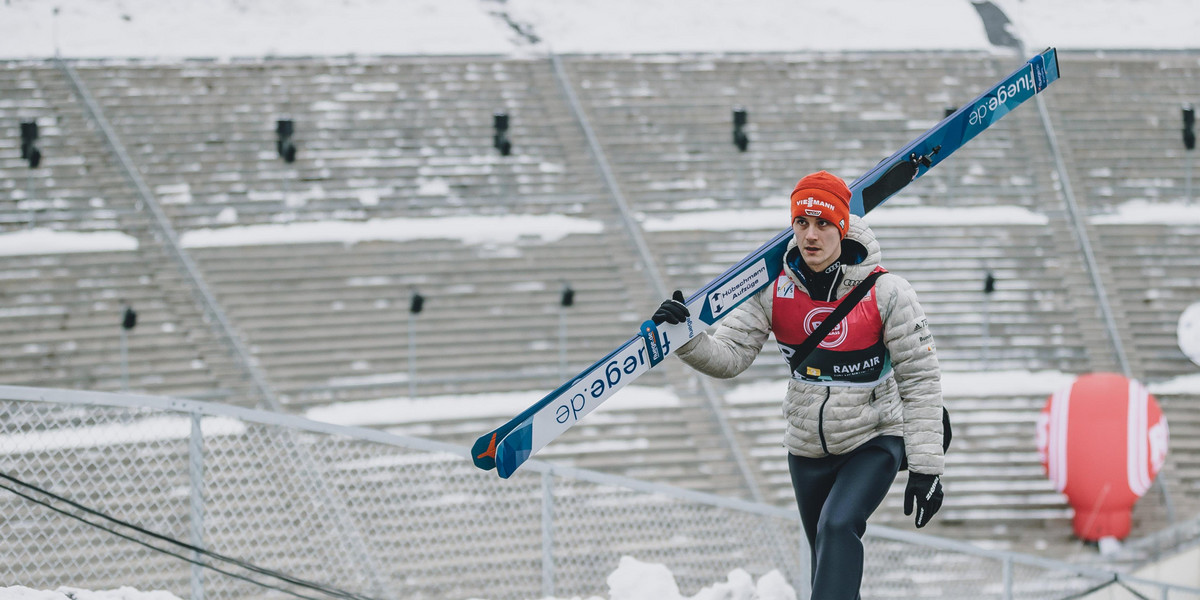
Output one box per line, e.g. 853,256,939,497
903,472,943,528
651,290,690,325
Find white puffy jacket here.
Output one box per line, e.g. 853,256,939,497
675,215,945,474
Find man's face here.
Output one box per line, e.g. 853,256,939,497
791,215,842,272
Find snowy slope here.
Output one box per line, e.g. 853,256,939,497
0,0,1197,59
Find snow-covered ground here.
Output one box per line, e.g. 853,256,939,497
0,0,1197,59
0,557,796,600
0,587,184,600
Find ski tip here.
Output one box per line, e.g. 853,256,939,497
1042,47,1060,84
495,425,534,479
471,431,500,471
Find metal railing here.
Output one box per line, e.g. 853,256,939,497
53,56,277,411
3,384,1198,600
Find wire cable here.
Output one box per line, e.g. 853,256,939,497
1057,576,1153,600
0,471,382,600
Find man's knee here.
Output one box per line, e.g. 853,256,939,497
817,509,868,540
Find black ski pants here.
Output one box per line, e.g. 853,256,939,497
787,435,904,600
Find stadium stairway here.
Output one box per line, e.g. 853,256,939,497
0,61,250,400
1044,51,1200,382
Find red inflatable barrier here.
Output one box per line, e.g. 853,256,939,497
1037,373,1169,541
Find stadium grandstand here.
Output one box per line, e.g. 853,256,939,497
2,1,1200,599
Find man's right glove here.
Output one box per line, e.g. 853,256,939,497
651,290,690,325
903,472,943,528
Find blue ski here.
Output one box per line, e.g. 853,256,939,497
473,48,1060,478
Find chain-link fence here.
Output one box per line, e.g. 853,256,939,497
0,385,1195,600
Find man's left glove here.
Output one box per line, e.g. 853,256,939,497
652,290,690,325
903,472,943,528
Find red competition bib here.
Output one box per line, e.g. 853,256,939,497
772,269,892,386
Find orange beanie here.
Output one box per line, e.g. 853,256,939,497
790,171,852,238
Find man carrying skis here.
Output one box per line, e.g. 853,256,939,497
652,170,945,600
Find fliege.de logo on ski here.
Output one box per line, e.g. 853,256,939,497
967,68,1038,128
707,259,770,320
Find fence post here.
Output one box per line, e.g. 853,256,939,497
542,469,555,599
189,411,206,600
1003,556,1013,600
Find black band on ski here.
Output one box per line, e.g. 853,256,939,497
861,146,941,213
862,160,917,213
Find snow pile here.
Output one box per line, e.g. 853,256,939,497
940,369,1078,397
0,557,795,600
1148,373,1200,395
0,588,182,600
0,415,245,454
0,0,516,58
177,215,604,249
597,556,795,600
1091,200,1200,225
0,229,138,256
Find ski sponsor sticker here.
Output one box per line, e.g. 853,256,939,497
1033,58,1048,91
705,259,770,321
776,276,795,299
639,319,665,367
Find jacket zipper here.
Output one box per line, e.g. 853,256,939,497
827,271,843,302
818,387,831,455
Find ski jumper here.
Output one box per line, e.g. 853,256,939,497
774,265,902,600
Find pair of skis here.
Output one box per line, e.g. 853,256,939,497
473,48,1061,479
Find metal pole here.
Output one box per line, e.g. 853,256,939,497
945,159,954,205
120,328,129,391
943,107,956,205
26,171,36,228
982,293,990,370
408,312,417,399
282,169,292,207
1034,92,1132,378
1155,477,1177,525
541,469,555,599
1186,150,1193,204
189,412,206,600
1002,556,1013,600
52,7,60,57
736,154,745,204
558,307,567,381
503,155,512,205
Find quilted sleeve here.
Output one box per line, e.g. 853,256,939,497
674,288,772,379
878,274,945,474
